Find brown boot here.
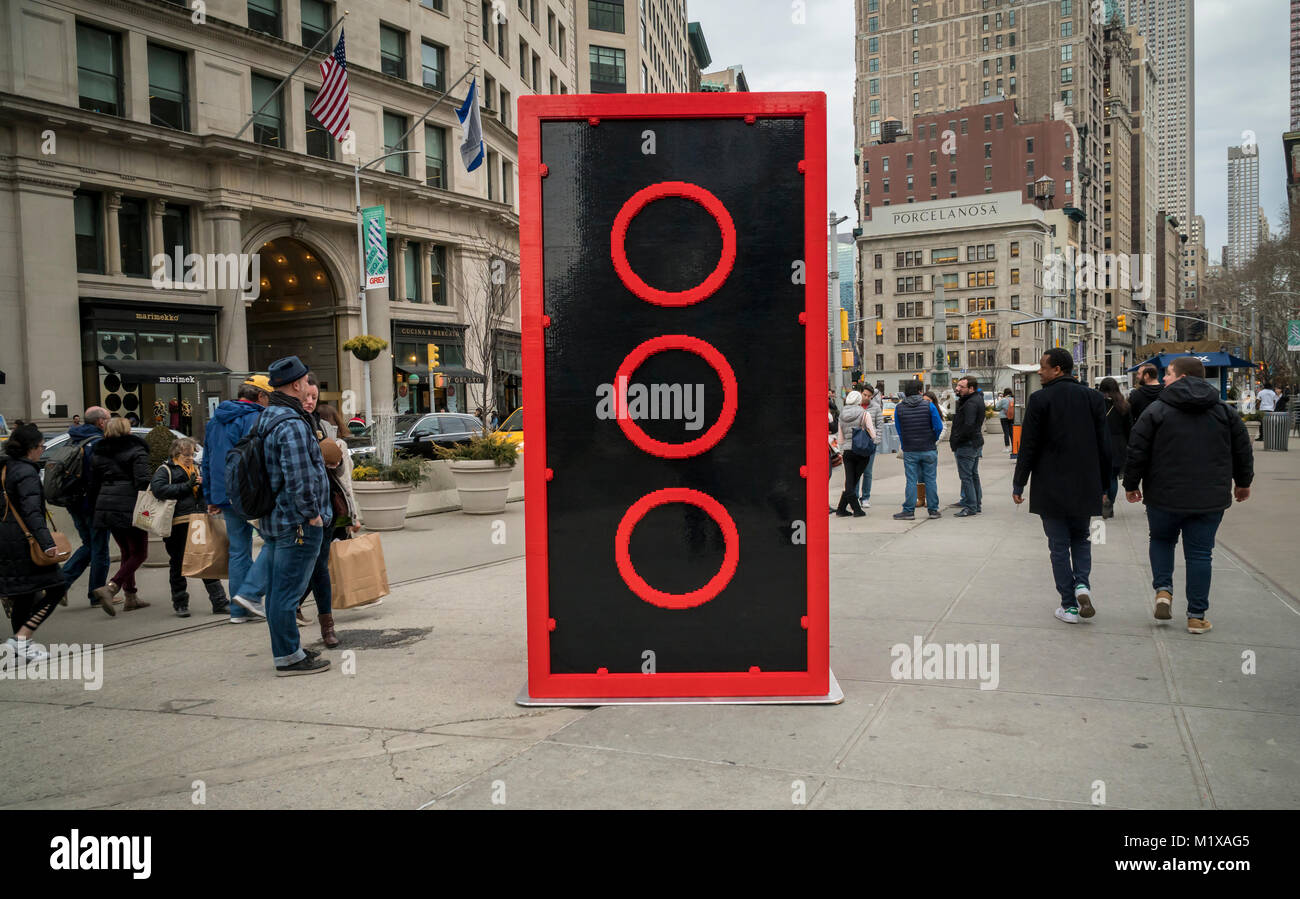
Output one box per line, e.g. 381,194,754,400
319,613,340,649
93,582,120,616
122,591,151,611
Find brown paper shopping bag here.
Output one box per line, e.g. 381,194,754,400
328,532,390,609
181,514,228,579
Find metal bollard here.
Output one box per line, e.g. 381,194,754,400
1262,411,1290,451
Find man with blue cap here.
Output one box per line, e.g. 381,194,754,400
235,355,332,675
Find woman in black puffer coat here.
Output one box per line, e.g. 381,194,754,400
1,424,69,660
90,417,152,611
151,437,228,618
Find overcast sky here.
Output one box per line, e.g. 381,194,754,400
687,0,1290,264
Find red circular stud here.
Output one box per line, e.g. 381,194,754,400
542,314,551,327
545,468,554,481
588,117,600,126
614,335,738,458
800,615,810,630
797,160,807,174
798,312,807,325
596,666,609,675
539,163,550,178
610,181,737,307
744,114,756,125
547,618,557,632
748,666,761,674
799,465,808,479
615,488,740,610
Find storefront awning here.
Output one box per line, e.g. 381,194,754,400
1126,352,1253,373
395,364,486,385
99,360,231,382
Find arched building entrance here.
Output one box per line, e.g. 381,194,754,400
246,236,340,392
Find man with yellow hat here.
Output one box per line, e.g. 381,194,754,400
201,374,272,622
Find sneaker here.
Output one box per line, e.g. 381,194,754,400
928,509,942,519
1055,606,1081,624
228,614,255,624
852,510,867,517
234,596,266,619
1187,618,1213,634
5,637,49,662
893,511,916,520
1153,589,1173,621
834,510,852,517
173,603,190,619
1074,585,1095,619
947,502,965,509
954,508,978,517
860,500,871,508
275,656,331,677
303,647,322,661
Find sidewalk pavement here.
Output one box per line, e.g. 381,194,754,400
2,443,1297,810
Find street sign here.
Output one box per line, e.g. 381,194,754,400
1288,319,1300,352
362,205,388,289
519,92,830,700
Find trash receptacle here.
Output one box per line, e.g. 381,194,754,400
1262,411,1290,451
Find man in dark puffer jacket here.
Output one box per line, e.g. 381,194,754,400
1123,355,1254,635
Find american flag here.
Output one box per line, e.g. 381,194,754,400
310,29,350,141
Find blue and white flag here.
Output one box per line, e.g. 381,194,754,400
457,77,485,172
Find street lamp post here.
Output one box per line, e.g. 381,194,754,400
828,212,849,396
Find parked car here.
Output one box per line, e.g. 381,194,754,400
347,412,489,459
39,427,203,468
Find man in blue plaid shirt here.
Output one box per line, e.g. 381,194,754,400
236,355,332,676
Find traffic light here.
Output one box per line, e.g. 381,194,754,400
1164,316,1171,332
428,343,440,369
1117,313,1127,332
875,320,883,337
841,350,853,369
969,318,987,339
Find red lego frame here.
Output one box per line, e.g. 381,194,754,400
518,92,829,699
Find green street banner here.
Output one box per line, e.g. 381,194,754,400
363,205,388,289
1289,319,1300,352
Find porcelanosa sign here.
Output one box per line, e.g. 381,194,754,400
864,191,1036,236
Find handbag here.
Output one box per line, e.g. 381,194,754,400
181,514,228,579
2,467,73,566
849,409,876,457
133,466,178,536
328,532,390,609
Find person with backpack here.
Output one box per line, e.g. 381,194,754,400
833,391,874,517
2,424,70,661
89,417,152,612
203,376,271,623
55,406,112,612
1123,356,1254,634
232,356,332,676
152,437,229,618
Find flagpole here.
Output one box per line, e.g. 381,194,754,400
232,11,349,142
351,64,477,428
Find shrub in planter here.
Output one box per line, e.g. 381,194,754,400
146,423,175,473
431,434,520,467
351,454,426,486
350,454,424,531
433,435,519,514
342,335,388,362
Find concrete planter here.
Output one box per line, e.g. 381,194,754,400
448,460,516,514
144,532,168,568
352,480,414,531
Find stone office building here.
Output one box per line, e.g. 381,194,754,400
0,0,576,431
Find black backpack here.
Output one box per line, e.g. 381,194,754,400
225,413,296,521
43,435,100,507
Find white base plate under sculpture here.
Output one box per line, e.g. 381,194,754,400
515,670,844,707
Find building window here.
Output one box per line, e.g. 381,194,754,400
1061,89,1073,106
304,88,333,159
1011,269,1020,285
383,111,409,175
558,23,566,56
118,197,149,278
420,0,445,9
380,25,407,79
1011,348,1020,365
874,280,883,295
499,88,510,129
519,39,528,81
868,16,878,31
301,0,330,46
590,45,626,92
430,245,447,305
869,78,879,95
147,44,188,131
590,0,626,33
422,40,446,91
1010,294,1020,309
481,2,493,45
250,74,283,147
425,124,446,187
404,241,421,302
1061,67,1073,84
984,143,992,159
984,165,992,182
1010,241,1020,258
74,190,103,274
77,23,123,116
1060,21,1072,37
247,0,281,37
1026,160,1034,177
868,37,879,54
502,159,513,205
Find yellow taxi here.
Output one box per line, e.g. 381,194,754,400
493,407,523,450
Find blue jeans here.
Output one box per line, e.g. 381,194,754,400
62,507,109,600
1146,506,1224,619
263,525,324,666
1041,516,1092,608
856,449,877,501
902,450,939,514
303,527,337,617
225,511,268,618
953,446,983,512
